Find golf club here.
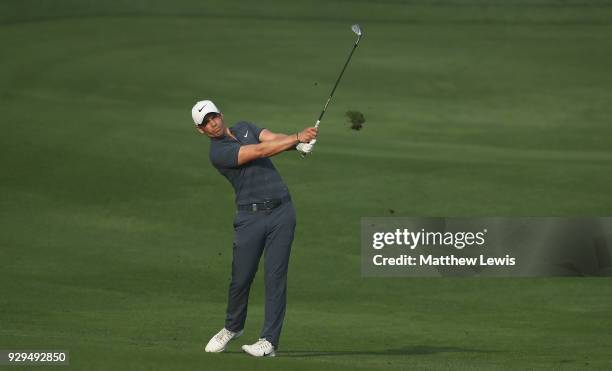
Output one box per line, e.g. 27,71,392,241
302,23,363,157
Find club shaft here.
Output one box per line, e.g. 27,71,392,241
316,40,360,126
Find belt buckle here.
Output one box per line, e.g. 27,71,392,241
251,203,257,212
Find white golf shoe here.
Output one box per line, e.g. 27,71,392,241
241,338,276,357
204,328,243,353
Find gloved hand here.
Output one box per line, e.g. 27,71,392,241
297,139,316,156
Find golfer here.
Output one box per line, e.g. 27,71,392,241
192,100,317,357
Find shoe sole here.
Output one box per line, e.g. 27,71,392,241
204,330,244,353
241,346,276,357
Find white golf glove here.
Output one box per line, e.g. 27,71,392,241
297,139,316,156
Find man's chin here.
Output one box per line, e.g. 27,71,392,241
208,131,224,138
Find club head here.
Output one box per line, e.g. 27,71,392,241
351,24,362,37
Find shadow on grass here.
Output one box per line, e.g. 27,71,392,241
227,345,497,358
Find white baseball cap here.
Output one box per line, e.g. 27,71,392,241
191,100,220,125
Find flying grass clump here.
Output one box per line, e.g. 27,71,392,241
345,110,365,131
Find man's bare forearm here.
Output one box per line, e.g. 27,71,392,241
268,133,299,150
237,135,299,165
256,135,299,157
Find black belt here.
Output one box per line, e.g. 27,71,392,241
237,195,291,212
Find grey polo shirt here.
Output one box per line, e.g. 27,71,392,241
209,121,290,205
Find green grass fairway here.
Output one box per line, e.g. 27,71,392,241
2,1,612,370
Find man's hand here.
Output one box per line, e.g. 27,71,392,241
297,127,318,143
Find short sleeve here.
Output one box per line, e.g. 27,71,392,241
210,141,240,169
247,122,264,142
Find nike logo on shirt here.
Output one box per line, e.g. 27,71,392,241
244,130,249,138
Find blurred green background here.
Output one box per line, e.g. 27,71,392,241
1,1,611,370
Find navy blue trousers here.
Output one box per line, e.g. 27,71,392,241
224,201,296,348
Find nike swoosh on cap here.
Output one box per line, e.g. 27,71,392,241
198,103,208,112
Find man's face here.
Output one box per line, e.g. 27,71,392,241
197,112,225,138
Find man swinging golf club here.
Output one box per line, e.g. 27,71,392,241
193,100,317,357
195,23,362,358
